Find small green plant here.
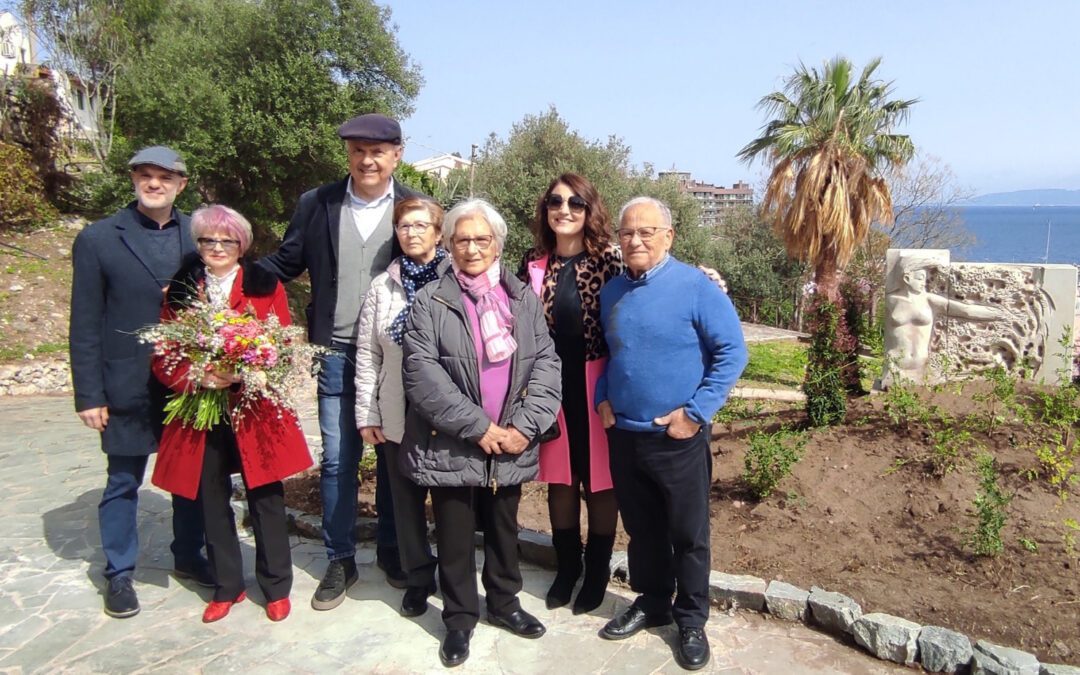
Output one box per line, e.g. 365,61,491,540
1031,439,1079,501
882,379,938,428
1063,518,1080,558
964,452,1012,557
714,397,765,430
1019,537,1038,553
971,365,1019,434
743,425,807,499
927,419,973,477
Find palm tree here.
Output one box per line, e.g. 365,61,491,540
738,56,917,301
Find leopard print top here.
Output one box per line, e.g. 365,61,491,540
518,243,624,361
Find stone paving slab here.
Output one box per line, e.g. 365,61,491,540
0,395,903,674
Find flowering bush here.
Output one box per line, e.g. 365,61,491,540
138,300,324,429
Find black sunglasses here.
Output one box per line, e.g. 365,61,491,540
546,193,588,212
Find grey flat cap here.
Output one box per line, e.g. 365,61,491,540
128,145,187,175
337,114,402,143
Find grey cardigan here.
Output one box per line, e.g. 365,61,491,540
400,265,562,489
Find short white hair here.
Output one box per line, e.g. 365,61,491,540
442,199,508,253
618,196,672,228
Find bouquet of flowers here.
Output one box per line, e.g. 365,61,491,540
138,299,324,430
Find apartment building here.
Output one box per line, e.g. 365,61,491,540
660,170,753,227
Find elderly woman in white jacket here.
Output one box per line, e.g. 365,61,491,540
355,197,448,619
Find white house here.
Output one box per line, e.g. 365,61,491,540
1,11,99,143
412,153,471,181
1,11,34,75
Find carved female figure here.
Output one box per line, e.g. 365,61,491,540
884,259,1004,385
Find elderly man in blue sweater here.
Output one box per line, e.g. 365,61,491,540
595,197,748,670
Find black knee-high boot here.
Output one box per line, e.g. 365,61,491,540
572,533,614,614
545,528,583,609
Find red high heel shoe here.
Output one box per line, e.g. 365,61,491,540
202,591,246,623
266,597,291,622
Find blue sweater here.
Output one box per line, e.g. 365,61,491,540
596,257,748,432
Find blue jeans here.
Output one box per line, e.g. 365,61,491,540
318,343,397,561
99,454,205,580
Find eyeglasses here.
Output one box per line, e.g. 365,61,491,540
452,236,495,251
616,227,669,243
395,221,435,233
197,237,241,251
546,194,588,213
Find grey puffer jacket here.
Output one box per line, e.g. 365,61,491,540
401,265,562,489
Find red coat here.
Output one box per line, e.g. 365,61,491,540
151,259,312,500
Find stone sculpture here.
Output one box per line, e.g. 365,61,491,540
880,249,1077,387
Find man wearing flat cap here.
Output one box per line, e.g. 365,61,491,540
260,113,426,611
69,145,211,619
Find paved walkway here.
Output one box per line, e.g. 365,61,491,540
740,322,805,344
0,395,902,674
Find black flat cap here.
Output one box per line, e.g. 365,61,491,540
337,113,402,144
128,145,187,175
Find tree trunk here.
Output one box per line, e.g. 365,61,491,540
815,256,841,302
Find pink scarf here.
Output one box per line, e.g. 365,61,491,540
453,261,517,363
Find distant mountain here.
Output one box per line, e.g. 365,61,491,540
965,189,1080,206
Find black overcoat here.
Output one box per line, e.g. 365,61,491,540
257,177,425,347
68,203,194,456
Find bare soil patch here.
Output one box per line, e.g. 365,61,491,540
285,382,1080,666
0,224,79,363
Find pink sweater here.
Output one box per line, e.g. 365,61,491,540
461,285,512,423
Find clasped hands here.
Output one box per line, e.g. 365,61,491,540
200,368,240,390
596,401,700,439
478,422,530,455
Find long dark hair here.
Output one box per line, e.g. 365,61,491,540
531,172,613,258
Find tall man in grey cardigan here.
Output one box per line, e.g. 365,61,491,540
595,197,748,671
259,114,424,610
69,146,210,619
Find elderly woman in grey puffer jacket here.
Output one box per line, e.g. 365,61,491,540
401,198,561,668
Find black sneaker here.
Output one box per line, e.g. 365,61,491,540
311,558,358,610
104,576,140,618
174,558,215,588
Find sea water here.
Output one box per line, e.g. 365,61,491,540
957,206,1080,265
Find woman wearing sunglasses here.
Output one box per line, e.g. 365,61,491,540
520,174,624,615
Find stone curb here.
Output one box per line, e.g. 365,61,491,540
234,501,1076,673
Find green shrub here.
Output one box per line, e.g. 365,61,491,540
743,425,807,499
803,297,850,426
965,452,1011,557
0,142,59,231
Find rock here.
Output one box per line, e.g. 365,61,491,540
918,625,973,673
709,572,766,611
1041,665,1080,675
852,613,921,665
808,586,862,634
610,550,629,582
972,640,1040,675
764,580,809,622
517,529,556,569
8,284,23,292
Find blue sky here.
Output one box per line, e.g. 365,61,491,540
388,0,1079,196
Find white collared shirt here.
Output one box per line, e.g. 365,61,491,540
346,177,395,242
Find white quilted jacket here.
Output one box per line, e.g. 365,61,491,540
354,258,412,444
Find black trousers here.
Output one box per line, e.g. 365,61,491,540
607,426,712,628
430,484,523,631
379,441,436,587
200,426,292,602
